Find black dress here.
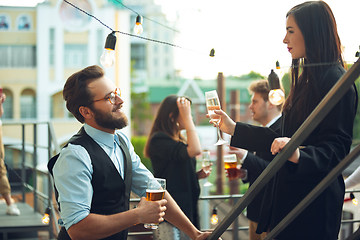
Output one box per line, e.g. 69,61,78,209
230,64,358,240
149,132,200,228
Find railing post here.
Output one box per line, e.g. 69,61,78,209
21,124,25,203
33,123,37,212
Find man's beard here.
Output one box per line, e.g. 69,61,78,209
90,105,128,130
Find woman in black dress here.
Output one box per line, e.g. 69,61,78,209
211,1,358,239
145,95,210,239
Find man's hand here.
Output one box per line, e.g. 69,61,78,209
228,146,247,159
136,197,167,224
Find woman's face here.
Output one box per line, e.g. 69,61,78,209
283,14,306,59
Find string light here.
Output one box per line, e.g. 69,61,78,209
42,207,51,224
350,192,358,206
276,60,280,69
268,69,285,105
62,0,356,73
133,15,143,34
210,48,215,57
210,207,218,225
100,32,117,68
356,46,360,58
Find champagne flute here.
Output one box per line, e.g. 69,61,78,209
202,150,213,187
205,90,228,145
144,178,166,229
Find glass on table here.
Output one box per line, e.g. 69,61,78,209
144,178,166,229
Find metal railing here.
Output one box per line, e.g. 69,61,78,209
3,120,60,239
208,59,360,240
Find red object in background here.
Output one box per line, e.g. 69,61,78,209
0,87,2,94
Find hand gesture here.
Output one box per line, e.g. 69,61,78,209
228,146,247,159
177,97,192,120
194,231,222,240
197,163,213,179
271,137,300,164
136,197,167,224
206,109,236,136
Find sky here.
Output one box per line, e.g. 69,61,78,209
1,0,360,79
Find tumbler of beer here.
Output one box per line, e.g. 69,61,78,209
224,154,238,181
144,178,166,229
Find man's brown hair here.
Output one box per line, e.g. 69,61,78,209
63,65,104,123
248,79,283,110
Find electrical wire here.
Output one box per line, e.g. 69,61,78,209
113,0,181,34
62,0,357,73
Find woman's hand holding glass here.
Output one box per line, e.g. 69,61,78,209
205,90,228,145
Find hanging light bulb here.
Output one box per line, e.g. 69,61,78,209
268,69,285,105
276,60,280,69
350,192,358,206
355,45,360,58
210,207,218,225
209,48,215,57
42,207,51,224
133,15,143,34
100,32,117,68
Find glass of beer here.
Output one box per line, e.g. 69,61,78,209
144,178,166,229
224,154,238,181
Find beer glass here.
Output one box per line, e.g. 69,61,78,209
144,178,166,229
205,90,228,145
224,154,238,181
202,150,213,187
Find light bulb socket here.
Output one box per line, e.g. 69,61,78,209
209,48,215,57
135,15,143,25
212,206,217,215
45,206,51,215
268,69,280,90
350,192,355,200
276,61,280,69
104,32,117,50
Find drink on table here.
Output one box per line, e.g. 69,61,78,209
224,154,238,181
144,178,166,229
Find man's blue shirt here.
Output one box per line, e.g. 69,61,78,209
53,124,154,230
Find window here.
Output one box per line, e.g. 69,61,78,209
131,44,146,70
20,89,36,119
2,89,13,119
0,14,10,30
0,45,36,68
49,28,55,66
17,14,32,31
50,92,66,119
64,44,88,68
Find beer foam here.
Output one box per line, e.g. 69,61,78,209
146,189,165,193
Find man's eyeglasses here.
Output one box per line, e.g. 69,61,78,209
93,88,121,105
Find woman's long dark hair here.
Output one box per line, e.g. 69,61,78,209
144,95,188,158
282,1,344,121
